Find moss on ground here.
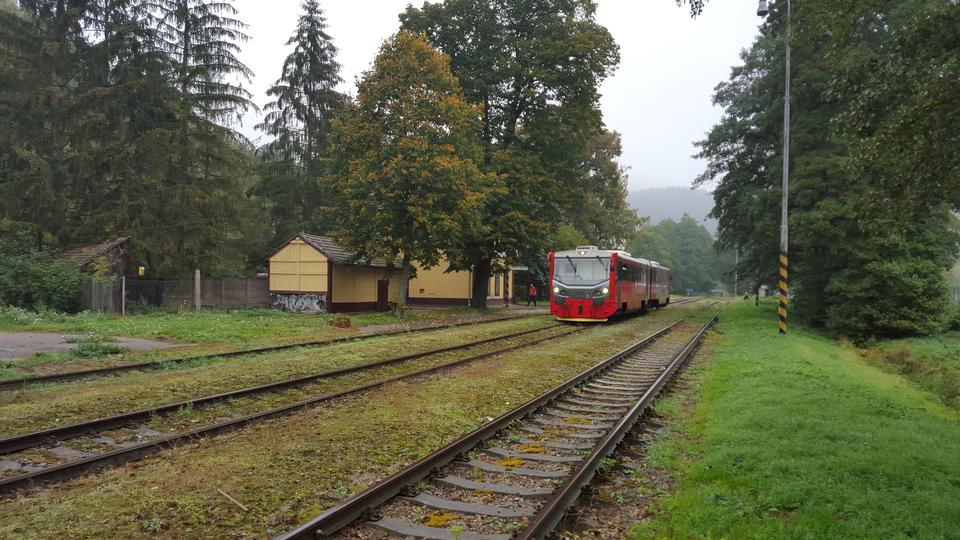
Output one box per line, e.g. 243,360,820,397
0,317,555,436
0,304,711,539
630,301,960,539
0,307,538,380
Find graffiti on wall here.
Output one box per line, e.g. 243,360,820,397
270,293,327,313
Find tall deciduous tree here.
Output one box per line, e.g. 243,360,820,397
324,31,488,316
255,0,345,243
799,0,960,216
571,130,641,248
400,0,621,306
697,0,959,339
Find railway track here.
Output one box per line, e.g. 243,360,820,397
0,312,545,390
0,323,578,496
277,314,718,540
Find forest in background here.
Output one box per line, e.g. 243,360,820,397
699,0,959,339
0,0,639,311
2,0,956,339
627,188,716,234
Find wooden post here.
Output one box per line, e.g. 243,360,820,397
121,276,126,316
194,269,201,312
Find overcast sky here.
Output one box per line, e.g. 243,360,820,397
231,0,763,191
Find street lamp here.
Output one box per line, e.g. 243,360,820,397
758,0,790,334
757,1,769,16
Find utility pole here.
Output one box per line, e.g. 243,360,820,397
758,0,791,334
194,269,201,312
734,249,739,297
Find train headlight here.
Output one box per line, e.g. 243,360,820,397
553,286,560,294
602,287,609,295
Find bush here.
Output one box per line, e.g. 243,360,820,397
0,220,86,312
0,256,86,312
948,306,960,331
825,257,951,341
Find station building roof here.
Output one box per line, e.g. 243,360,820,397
282,233,402,268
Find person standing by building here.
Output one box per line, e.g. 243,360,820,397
527,283,538,306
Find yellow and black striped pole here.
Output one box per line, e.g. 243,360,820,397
778,251,788,334
777,0,792,335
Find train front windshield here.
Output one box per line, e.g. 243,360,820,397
553,257,610,285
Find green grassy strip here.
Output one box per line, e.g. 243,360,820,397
0,307,531,380
0,306,502,344
863,332,960,410
631,301,960,539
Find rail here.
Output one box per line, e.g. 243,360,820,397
0,312,545,390
276,317,708,539
0,324,582,496
518,313,718,538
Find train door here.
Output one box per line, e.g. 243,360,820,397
647,267,654,305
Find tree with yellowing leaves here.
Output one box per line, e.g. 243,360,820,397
324,31,491,316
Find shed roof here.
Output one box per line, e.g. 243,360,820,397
57,237,129,268
293,233,401,268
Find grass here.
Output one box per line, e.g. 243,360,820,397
0,316,557,436
0,306,533,380
860,332,960,410
630,301,960,539
0,305,513,345
0,303,712,539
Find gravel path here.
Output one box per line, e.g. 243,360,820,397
0,333,177,360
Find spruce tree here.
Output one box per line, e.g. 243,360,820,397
153,0,253,123
255,0,345,241
125,0,262,276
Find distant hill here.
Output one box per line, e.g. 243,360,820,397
628,187,717,234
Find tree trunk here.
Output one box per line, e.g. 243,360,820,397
470,256,492,308
396,252,412,318
482,94,492,166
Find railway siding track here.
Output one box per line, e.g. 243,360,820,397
277,315,717,540
0,312,545,390
0,324,579,496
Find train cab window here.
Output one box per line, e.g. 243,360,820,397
555,257,609,285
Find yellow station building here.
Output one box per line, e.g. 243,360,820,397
408,260,512,307
267,233,514,312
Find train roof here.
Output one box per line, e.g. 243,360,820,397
552,246,670,271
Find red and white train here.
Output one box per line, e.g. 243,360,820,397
548,246,671,322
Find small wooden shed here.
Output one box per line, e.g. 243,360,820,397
57,237,129,277
268,233,400,313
